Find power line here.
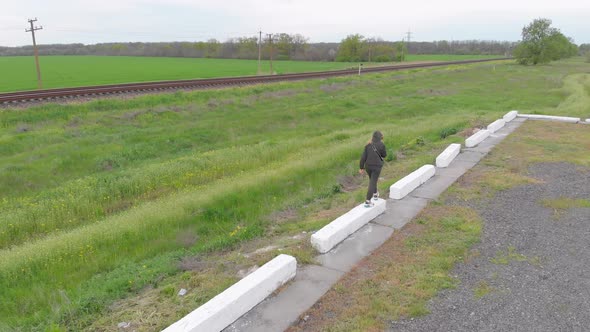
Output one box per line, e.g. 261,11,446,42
25,18,43,89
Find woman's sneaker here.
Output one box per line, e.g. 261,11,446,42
373,192,379,201
364,200,373,207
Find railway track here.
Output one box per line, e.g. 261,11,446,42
0,58,510,104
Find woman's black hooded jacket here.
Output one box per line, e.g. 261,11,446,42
360,134,387,169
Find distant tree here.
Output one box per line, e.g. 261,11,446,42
336,34,365,62
290,34,309,60
581,44,590,62
545,33,578,60
236,37,258,59
205,39,221,58
363,37,376,62
110,43,127,56
437,40,451,54
514,18,577,65
394,41,407,61
370,40,395,62
275,33,293,60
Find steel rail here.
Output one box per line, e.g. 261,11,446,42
0,58,510,104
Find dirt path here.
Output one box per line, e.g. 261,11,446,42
390,162,590,331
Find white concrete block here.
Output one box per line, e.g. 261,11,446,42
465,129,490,148
436,143,461,168
585,119,590,123
517,114,580,123
487,119,506,133
163,254,296,332
311,198,386,253
503,110,518,122
389,165,436,200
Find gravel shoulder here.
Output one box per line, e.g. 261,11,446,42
390,161,590,332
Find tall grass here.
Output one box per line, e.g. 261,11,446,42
0,117,468,327
1,57,588,330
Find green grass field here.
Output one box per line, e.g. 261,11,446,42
1,57,588,331
0,54,497,92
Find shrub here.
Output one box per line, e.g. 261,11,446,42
385,149,396,162
439,126,459,139
401,136,426,152
375,55,392,62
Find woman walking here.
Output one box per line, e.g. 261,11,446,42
359,131,387,207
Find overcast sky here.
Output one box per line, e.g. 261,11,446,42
1,0,589,47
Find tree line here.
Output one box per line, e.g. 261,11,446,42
334,35,517,62
2,25,584,64
1,34,517,62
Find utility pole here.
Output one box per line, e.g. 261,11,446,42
26,18,43,89
266,33,273,75
406,29,412,56
257,30,262,74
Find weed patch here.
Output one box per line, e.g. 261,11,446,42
473,280,494,299
541,197,590,219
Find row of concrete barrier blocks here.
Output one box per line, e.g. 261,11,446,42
390,109,520,200
167,109,586,331
463,110,518,149
311,110,523,252
310,110,521,255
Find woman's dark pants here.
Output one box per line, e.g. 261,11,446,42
365,166,382,201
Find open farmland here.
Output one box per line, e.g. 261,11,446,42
1,57,589,330
0,55,497,93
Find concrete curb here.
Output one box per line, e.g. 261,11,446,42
465,129,490,148
517,114,581,123
389,165,436,199
436,143,461,168
503,110,518,122
487,119,506,133
164,254,296,332
311,199,386,253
